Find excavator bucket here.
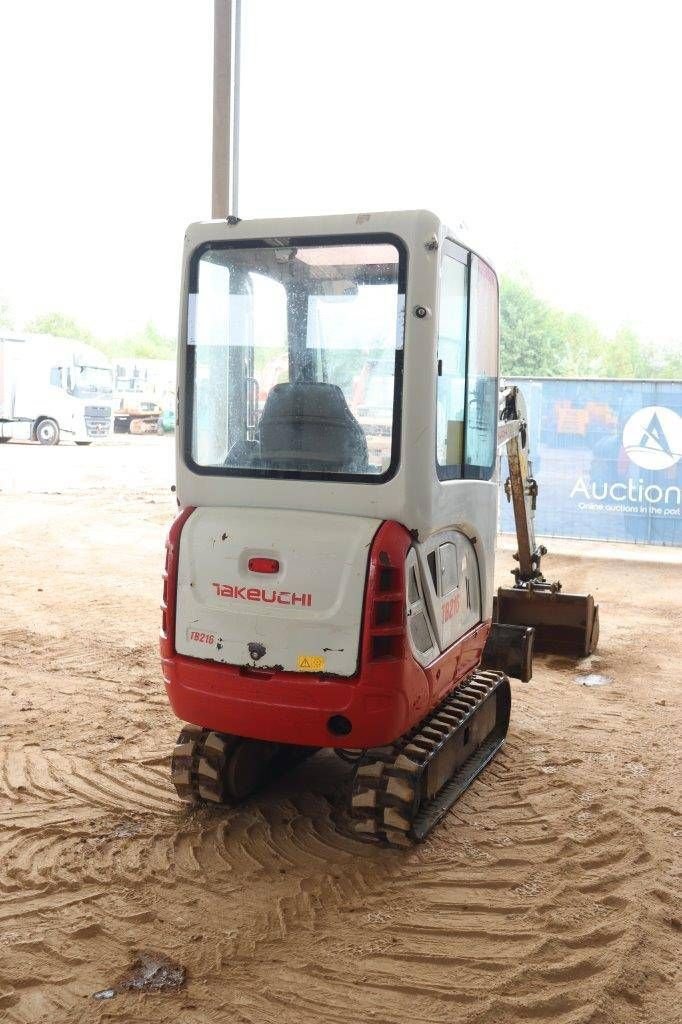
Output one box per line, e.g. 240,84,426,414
494,586,599,659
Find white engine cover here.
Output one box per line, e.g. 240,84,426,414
175,507,381,676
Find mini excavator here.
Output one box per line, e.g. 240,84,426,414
160,210,599,846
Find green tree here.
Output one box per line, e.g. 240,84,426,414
24,311,93,341
0,300,13,329
553,311,603,376
499,275,566,376
657,347,682,378
101,322,175,360
499,275,680,380
599,327,651,378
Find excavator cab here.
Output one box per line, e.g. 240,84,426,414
161,210,597,845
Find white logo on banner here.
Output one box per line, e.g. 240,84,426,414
622,406,682,471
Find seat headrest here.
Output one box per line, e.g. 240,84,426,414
259,382,368,473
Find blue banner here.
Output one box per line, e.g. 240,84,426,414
499,378,682,545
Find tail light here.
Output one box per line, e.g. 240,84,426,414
161,545,169,635
362,521,411,663
160,507,195,653
248,557,280,574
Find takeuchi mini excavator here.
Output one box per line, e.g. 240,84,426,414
160,210,599,846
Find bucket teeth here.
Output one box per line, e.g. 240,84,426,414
348,670,511,848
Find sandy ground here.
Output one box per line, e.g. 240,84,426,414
0,437,680,1024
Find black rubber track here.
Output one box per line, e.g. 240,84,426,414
349,670,511,847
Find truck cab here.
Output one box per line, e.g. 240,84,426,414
0,334,115,444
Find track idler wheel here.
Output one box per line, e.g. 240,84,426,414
171,725,277,803
170,725,315,805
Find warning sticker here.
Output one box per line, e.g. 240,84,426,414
297,654,326,672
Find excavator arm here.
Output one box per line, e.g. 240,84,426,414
498,385,545,584
490,384,600,664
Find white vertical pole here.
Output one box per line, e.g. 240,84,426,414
212,0,241,219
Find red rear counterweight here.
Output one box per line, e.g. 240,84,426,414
160,512,490,749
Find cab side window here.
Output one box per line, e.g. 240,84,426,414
436,252,468,480
464,256,499,480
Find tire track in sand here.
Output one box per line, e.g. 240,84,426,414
208,736,659,1024
0,621,677,1023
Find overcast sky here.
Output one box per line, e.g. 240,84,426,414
1,0,680,347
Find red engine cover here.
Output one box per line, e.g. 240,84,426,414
160,512,490,748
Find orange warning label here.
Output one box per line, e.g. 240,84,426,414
297,654,326,672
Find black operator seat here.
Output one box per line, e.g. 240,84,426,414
258,382,369,473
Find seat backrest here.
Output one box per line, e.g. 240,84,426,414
259,382,368,473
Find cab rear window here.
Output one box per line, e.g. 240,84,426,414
186,237,406,482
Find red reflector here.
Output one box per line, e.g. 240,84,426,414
248,557,280,574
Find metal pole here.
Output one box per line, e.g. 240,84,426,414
212,0,241,219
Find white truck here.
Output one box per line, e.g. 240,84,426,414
0,334,115,445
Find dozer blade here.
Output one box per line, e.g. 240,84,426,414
495,586,599,658
482,621,535,681
349,671,511,847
